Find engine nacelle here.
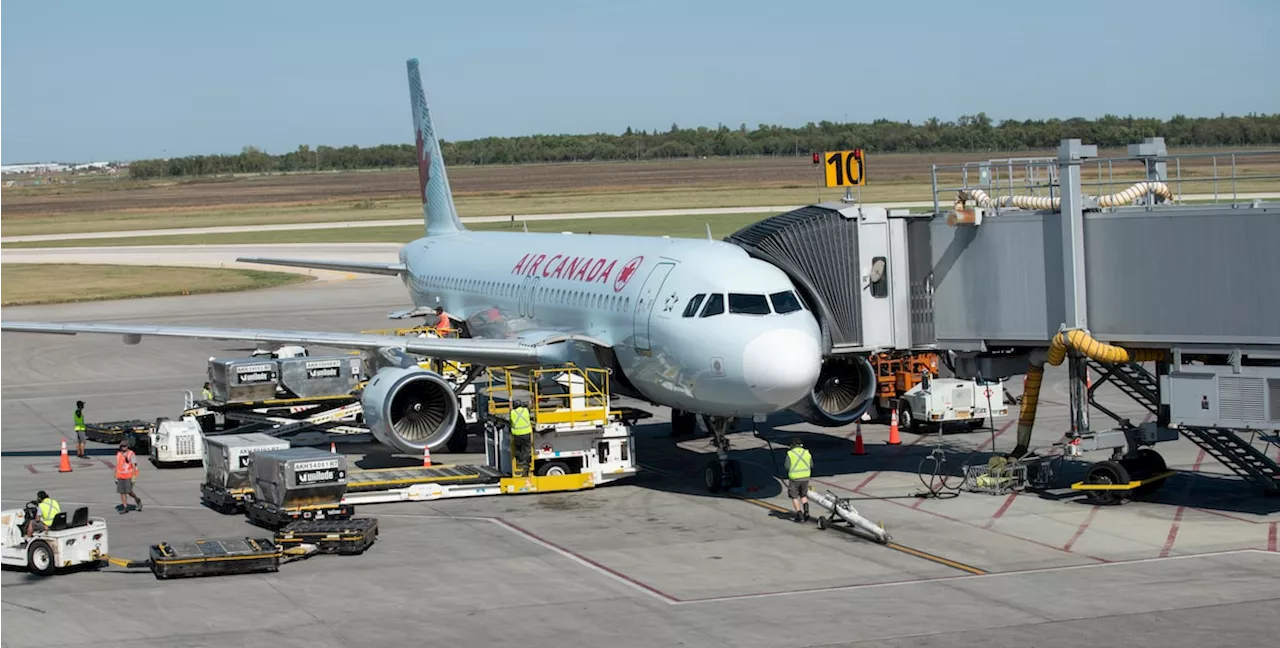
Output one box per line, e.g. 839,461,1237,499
788,354,876,427
361,365,460,454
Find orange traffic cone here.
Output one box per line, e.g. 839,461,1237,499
887,408,902,445
422,445,432,467
58,438,73,473
330,442,337,454
852,422,867,455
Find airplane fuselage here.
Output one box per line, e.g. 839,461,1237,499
398,229,824,417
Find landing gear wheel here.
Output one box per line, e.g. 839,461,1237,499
671,410,697,437
725,460,743,488
536,460,571,477
28,540,54,576
1082,460,1132,506
702,461,724,493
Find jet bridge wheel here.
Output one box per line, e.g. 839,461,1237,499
1082,460,1133,506
1120,449,1168,497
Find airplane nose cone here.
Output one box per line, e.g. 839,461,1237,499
742,329,822,407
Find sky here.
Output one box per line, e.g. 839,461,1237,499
2,0,1278,163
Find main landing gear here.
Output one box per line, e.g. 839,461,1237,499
701,415,743,493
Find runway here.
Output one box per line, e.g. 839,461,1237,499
4,193,1276,244
2,278,1278,647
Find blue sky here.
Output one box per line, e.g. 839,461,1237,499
2,0,1277,163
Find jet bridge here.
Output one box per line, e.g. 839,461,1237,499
725,137,1280,500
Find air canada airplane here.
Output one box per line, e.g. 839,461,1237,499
1,58,877,491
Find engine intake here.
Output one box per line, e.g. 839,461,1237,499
788,354,876,427
361,366,460,454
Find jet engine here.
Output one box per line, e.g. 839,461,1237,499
788,354,877,427
361,365,460,454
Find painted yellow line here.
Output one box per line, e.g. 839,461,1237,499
734,492,987,575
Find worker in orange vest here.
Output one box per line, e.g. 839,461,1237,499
114,441,143,513
433,306,452,335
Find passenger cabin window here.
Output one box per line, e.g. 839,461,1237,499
700,293,725,317
728,293,771,315
769,290,803,314
683,294,706,317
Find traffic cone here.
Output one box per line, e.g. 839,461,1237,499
852,422,867,455
58,438,73,473
330,442,336,454
887,408,902,445
422,445,432,467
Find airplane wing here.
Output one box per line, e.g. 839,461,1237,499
0,321,568,367
236,257,405,276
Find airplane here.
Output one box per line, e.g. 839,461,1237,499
0,58,878,492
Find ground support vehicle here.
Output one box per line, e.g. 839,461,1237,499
1,505,109,576
896,374,1009,433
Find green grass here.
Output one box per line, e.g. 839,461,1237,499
0,264,313,306
0,183,940,238
2,212,792,248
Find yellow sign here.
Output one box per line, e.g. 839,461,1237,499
823,149,865,187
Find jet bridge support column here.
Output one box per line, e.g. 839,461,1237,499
1057,139,1095,333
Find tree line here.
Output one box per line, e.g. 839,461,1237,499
126,112,1280,179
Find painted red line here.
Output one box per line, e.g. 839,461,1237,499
99,459,115,470
910,497,925,509
1191,507,1267,525
1063,506,1099,551
975,419,1014,452
982,493,1018,529
1268,523,1277,553
1160,448,1207,558
1161,508,1187,558
853,433,927,490
25,465,39,474
812,477,1109,563
498,518,679,602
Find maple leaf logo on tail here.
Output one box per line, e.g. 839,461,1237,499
613,256,644,292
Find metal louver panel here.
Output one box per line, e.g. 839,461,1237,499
724,206,862,349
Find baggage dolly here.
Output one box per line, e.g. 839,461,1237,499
274,518,378,555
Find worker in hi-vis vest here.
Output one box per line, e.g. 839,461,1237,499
509,399,533,477
433,306,452,335
785,438,813,523
73,400,87,458
115,441,143,513
201,382,214,401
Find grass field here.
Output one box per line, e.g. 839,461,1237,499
0,264,313,306
5,149,1277,238
3,212,782,249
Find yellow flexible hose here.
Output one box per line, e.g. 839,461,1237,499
953,181,1174,215
1011,330,1167,457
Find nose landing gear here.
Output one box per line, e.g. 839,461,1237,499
701,415,743,493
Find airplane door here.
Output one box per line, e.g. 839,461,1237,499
632,262,675,353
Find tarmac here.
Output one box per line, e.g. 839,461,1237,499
3,277,1279,647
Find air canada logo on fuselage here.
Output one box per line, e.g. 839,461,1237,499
613,256,644,293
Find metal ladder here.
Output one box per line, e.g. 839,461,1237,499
1180,427,1280,495
1086,359,1159,423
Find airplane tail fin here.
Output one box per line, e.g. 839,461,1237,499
407,58,465,236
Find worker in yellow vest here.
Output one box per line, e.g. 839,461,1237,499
73,400,87,458
25,490,61,536
509,399,533,477
201,382,214,401
786,438,813,523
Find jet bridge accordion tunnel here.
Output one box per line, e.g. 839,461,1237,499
725,203,918,427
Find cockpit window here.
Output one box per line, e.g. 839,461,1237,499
728,293,771,315
700,293,725,317
683,294,706,317
769,290,802,314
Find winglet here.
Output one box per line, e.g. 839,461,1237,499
407,58,465,236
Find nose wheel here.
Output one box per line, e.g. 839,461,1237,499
701,416,743,492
